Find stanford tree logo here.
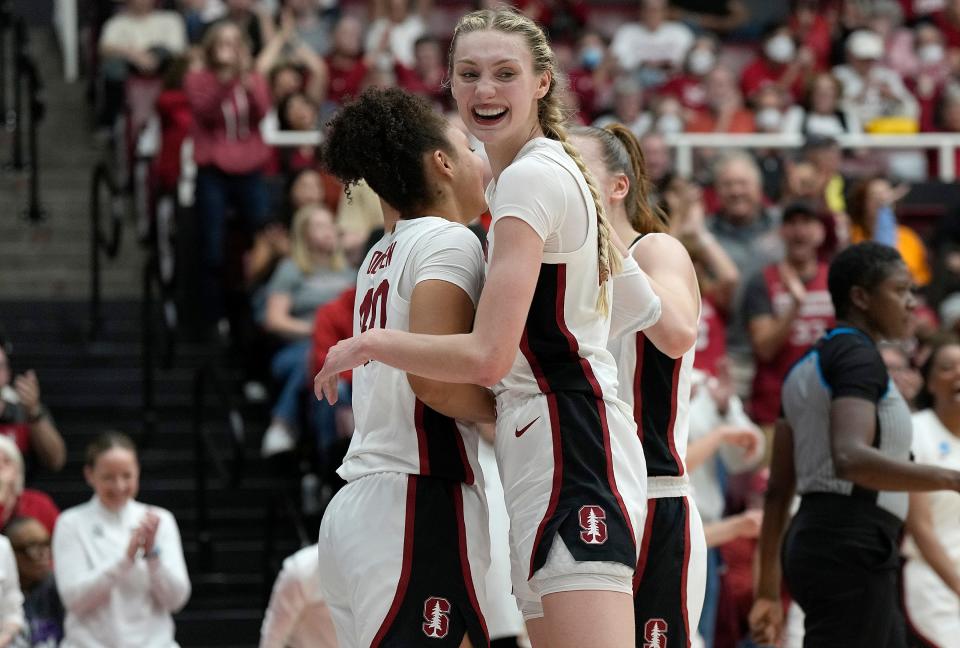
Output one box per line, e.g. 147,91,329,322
578,505,608,544
422,597,451,639
643,618,668,648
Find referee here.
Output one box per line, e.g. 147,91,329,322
750,242,960,647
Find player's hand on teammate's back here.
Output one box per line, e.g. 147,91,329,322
748,597,783,647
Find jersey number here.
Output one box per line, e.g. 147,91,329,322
359,280,389,333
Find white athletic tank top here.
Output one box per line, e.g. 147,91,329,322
903,409,960,563
337,217,484,485
608,239,697,478
486,138,621,401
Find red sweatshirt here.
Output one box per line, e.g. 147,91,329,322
311,287,357,382
184,69,272,175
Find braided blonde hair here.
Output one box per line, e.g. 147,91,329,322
448,9,621,314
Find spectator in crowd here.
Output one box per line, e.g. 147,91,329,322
686,363,765,648
214,0,276,56
325,16,371,108
185,20,273,327
788,0,832,71
592,77,651,137
96,0,187,128
910,22,953,131
741,25,813,103
53,432,190,648
933,0,960,51
902,336,960,646
780,158,824,208
282,0,334,55
273,91,321,174
0,437,58,537
707,152,784,387
6,517,62,648
0,344,65,475
395,36,448,110
659,34,718,113
650,95,686,135
687,66,756,133
782,72,862,138
870,0,917,80
256,8,330,105
566,30,614,122
743,201,835,428
833,29,920,131
751,85,791,199
261,205,355,456
879,341,923,411
610,0,694,85
639,131,673,186
364,0,431,69
512,0,589,44
259,544,337,648
801,135,847,215
847,175,932,286
664,176,740,377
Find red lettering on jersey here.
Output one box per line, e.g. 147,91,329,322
422,596,451,639
578,505,608,545
366,242,397,275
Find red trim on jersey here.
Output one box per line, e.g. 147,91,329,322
633,498,658,592
680,497,692,647
666,358,685,477
413,401,430,475
452,484,491,643
553,265,637,548
633,332,646,443
371,475,418,647
520,326,565,580
900,561,943,648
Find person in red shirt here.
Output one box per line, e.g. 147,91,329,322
789,0,834,71
741,25,813,104
185,20,272,325
660,35,718,112
743,201,835,426
686,66,756,133
933,0,960,50
395,36,448,110
325,16,369,107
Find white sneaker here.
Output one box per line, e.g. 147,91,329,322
261,422,296,457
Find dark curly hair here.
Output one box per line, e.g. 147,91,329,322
321,87,453,218
827,241,905,319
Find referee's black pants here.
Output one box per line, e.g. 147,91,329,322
782,493,907,648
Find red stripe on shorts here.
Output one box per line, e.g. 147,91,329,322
371,475,417,647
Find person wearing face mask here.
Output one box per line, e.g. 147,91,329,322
687,66,755,134
659,36,717,113
592,77,653,138
741,25,813,104
52,432,190,648
908,23,952,132
567,31,613,123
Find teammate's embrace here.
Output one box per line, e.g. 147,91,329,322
315,87,494,648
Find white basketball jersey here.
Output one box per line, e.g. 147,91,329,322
485,138,621,401
608,240,698,478
903,409,960,563
337,217,485,485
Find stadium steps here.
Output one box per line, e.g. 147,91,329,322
0,300,304,647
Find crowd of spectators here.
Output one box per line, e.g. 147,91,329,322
62,0,960,646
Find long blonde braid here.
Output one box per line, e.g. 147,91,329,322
449,8,621,315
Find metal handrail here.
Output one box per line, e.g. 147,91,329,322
191,359,246,573
89,162,124,340
664,132,960,182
